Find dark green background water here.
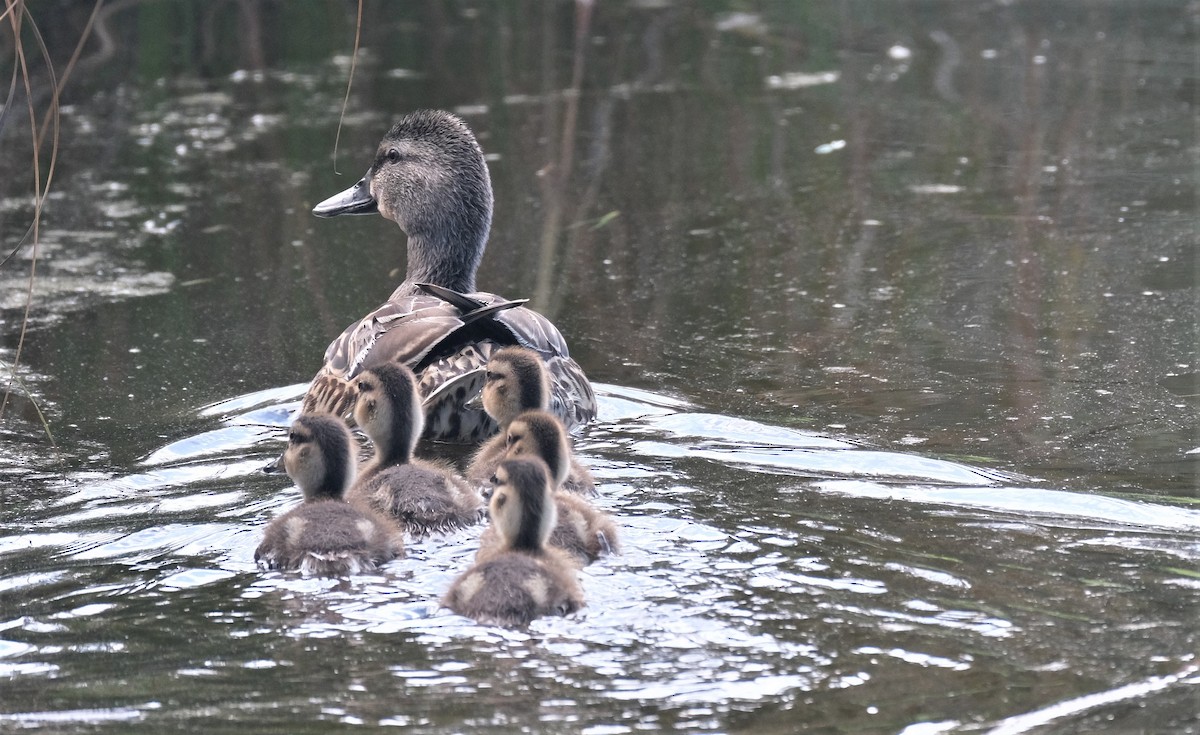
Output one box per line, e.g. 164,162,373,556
1,2,1196,733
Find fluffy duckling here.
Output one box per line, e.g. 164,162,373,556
482,409,618,565
466,346,549,485
467,347,595,495
348,362,483,534
443,458,583,627
302,109,595,440
255,414,404,575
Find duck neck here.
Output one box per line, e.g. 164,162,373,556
393,226,486,298
308,465,352,502
366,427,414,474
509,528,545,555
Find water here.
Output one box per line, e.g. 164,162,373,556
1,2,1197,733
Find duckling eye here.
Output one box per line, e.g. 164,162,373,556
506,432,519,447
385,148,401,164
357,380,372,393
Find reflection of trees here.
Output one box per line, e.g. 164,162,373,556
2,1,1190,486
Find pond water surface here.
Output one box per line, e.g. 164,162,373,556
1,2,1197,734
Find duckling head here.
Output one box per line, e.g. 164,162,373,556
354,363,424,465
282,414,356,501
503,409,571,489
481,346,550,428
313,110,492,294
489,457,556,553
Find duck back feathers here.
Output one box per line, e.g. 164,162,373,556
255,500,403,576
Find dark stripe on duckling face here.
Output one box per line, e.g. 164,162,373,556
288,414,355,500
491,457,555,553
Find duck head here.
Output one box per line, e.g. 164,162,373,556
489,457,556,553
279,414,356,501
354,362,424,465
313,110,493,294
480,346,551,428
503,409,571,488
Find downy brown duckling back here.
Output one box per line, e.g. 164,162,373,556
480,409,617,565
443,458,583,627
348,362,483,534
255,414,404,575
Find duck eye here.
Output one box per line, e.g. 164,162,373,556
385,148,401,164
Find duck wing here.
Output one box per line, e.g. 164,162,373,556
417,285,598,434
301,294,508,417
301,289,596,441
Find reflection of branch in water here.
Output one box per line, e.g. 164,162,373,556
0,0,100,446
928,30,961,102
1,0,57,435
533,0,593,314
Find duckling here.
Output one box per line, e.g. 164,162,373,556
255,414,404,575
302,109,595,441
465,346,549,486
443,458,583,627
503,408,597,496
347,362,483,534
481,409,617,565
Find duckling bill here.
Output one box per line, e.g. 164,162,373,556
303,109,595,442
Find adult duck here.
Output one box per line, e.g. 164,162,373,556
302,109,595,442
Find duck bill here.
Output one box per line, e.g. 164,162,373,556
262,452,285,474
464,389,485,411
312,173,378,217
